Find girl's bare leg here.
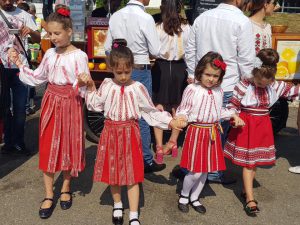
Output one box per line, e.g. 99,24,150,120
61,171,72,201
128,184,140,223
41,172,54,209
243,167,256,207
153,127,163,147
164,129,180,154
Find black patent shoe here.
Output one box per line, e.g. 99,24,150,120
112,208,124,225
244,200,260,216
129,218,140,225
190,200,206,214
178,195,189,213
39,198,54,219
144,161,166,173
60,192,72,210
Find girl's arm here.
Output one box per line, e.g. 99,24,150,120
137,84,173,130
74,52,91,97
175,85,195,121
9,48,49,86
85,78,111,112
226,80,249,113
273,80,300,100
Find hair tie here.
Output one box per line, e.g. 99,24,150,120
113,43,119,49
254,57,263,69
57,8,70,17
213,59,227,71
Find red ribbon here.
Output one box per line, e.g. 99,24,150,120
113,43,119,49
57,8,70,17
213,59,227,71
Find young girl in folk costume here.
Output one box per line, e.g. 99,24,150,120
8,6,89,219
176,52,245,214
79,41,184,225
224,48,300,215
151,0,190,163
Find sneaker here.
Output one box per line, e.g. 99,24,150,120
1,144,12,154
288,166,300,174
12,145,31,156
144,161,166,173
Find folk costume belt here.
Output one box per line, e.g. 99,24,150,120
190,122,223,141
241,107,269,116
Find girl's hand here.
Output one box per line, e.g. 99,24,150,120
232,114,245,127
170,116,188,130
78,73,96,91
8,48,22,66
187,77,195,84
156,104,164,112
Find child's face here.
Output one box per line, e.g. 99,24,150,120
253,76,273,88
200,64,221,89
47,21,72,48
112,59,132,85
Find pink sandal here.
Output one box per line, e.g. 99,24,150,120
164,140,178,158
155,145,164,164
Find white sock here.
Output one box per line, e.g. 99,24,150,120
129,211,139,225
113,202,123,217
180,172,202,204
190,173,208,206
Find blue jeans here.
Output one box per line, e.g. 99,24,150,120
131,69,153,165
3,68,27,148
207,91,233,181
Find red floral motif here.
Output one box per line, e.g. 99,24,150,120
57,8,70,17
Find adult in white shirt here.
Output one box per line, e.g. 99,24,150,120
0,0,40,155
185,0,255,184
104,0,165,174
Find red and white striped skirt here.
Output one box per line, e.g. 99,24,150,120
224,109,276,168
93,120,144,185
39,84,84,177
180,123,226,173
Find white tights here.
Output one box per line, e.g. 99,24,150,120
179,172,208,206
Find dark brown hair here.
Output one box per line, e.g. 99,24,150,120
46,5,72,30
195,52,226,84
108,39,134,69
159,0,187,36
252,48,279,80
247,0,276,16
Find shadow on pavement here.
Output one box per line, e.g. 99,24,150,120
99,183,145,210
52,145,97,197
0,116,39,179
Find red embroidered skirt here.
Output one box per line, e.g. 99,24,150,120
180,123,226,173
39,84,85,177
224,111,276,168
93,120,144,185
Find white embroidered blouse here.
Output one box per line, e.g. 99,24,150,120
251,21,272,54
18,48,89,96
176,84,235,123
228,79,300,111
85,78,172,129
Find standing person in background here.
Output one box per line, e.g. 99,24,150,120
29,3,47,35
42,0,53,20
184,0,255,184
151,0,190,164
104,0,166,173
0,0,40,155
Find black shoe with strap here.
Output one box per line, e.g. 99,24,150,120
244,200,260,215
112,208,124,225
178,195,189,213
60,192,72,210
190,200,206,214
129,218,140,225
39,198,54,219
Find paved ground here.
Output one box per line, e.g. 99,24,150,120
1,105,300,225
